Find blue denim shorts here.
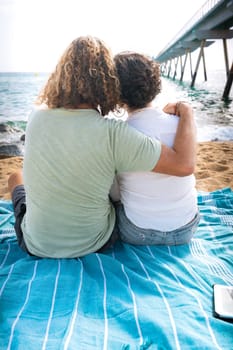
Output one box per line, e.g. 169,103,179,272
115,203,200,246
12,184,31,254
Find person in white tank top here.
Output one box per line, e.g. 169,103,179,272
110,52,200,246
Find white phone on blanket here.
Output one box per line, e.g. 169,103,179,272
213,284,233,320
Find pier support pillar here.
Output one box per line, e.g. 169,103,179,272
223,38,229,78
202,46,207,81
173,57,179,80
180,50,189,82
167,59,172,78
164,63,167,75
222,61,233,100
191,40,206,87
189,51,193,79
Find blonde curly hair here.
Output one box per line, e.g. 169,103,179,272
37,36,120,116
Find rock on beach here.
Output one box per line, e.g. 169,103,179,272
0,123,25,157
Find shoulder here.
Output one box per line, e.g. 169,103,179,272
29,104,50,119
104,117,135,134
160,111,179,124
151,110,179,132
106,117,151,142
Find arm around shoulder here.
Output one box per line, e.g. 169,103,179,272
152,102,197,176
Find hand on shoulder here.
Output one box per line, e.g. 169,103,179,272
163,101,192,117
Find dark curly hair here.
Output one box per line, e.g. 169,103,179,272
114,52,161,110
36,36,120,116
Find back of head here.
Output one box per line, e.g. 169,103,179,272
37,36,120,116
114,52,161,110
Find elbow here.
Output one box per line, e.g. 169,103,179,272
178,163,195,176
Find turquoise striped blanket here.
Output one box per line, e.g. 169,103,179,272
0,188,233,349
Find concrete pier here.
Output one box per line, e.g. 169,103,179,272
155,0,233,99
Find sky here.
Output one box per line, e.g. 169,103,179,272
0,0,229,72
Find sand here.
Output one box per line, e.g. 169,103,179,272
0,141,232,200
195,141,233,192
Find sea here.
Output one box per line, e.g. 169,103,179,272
0,70,233,149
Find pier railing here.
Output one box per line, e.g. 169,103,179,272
157,0,223,56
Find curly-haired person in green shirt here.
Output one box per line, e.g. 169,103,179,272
8,36,196,258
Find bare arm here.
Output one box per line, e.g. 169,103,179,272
152,102,197,176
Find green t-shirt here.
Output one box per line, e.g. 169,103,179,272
22,108,161,257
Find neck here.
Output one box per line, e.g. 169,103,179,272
67,103,99,113
76,103,94,109
127,103,153,116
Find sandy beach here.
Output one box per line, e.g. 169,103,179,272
0,141,232,200
195,141,233,192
